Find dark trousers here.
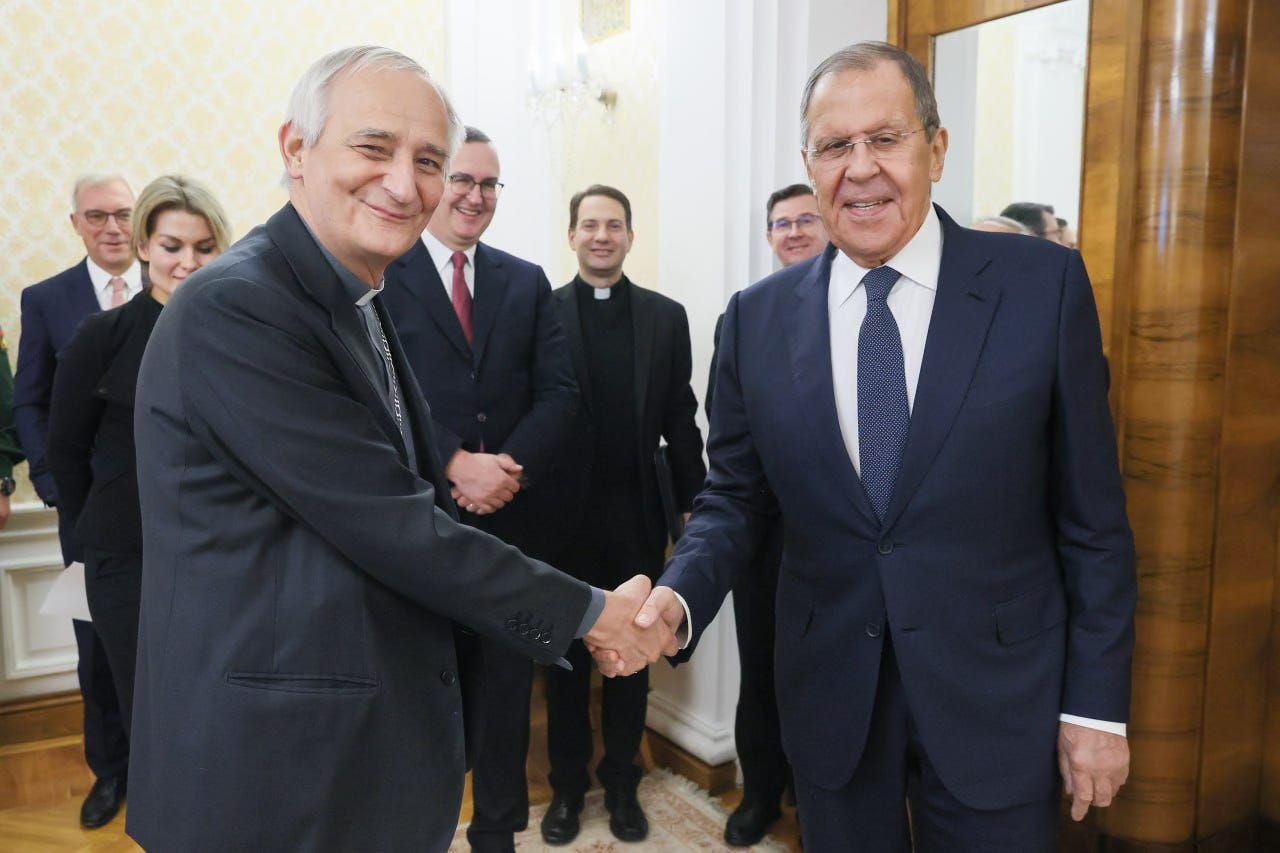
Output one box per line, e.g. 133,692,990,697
545,639,648,798
83,548,142,734
545,496,660,799
60,514,128,782
792,634,1058,852
465,639,534,850
732,520,790,806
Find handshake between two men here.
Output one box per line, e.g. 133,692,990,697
583,577,686,677
443,448,682,676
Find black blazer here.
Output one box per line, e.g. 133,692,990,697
46,292,162,561
126,204,593,853
552,279,706,567
13,259,100,501
382,239,578,558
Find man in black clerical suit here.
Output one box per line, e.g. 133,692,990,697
540,185,706,846
382,126,578,853
705,183,828,847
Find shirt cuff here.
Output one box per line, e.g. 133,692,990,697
1059,713,1126,737
672,590,693,650
575,587,607,638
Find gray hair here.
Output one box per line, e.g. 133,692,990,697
800,41,941,149
282,46,463,174
71,174,132,212
972,214,1032,234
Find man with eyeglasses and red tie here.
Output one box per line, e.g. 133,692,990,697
704,182,827,846
381,126,579,853
13,173,136,830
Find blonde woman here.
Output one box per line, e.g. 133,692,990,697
47,175,230,733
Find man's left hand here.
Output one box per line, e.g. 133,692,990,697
1057,721,1129,821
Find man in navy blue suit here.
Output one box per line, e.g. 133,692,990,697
13,174,138,828
627,42,1136,850
382,127,578,853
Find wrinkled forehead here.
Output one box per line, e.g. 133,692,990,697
808,63,917,138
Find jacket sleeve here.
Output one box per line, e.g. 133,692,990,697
661,303,706,511
45,316,109,562
491,268,579,488
0,326,25,476
1051,251,1137,723
174,278,594,664
12,290,58,501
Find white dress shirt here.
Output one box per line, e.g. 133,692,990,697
678,207,1124,737
420,230,476,298
86,258,142,310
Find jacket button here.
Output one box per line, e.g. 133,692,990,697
506,618,519,630
541,634,553,645
477,412,487,423
865,622,882,638
877,541,893,555
470,371,477,381
440,669,457,686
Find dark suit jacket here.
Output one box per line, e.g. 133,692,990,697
126,204,593,853
552,279,706,576
45,293,162,561
14,259,100,501
0,325,23,479
382,239,578,559
661,206,1136,810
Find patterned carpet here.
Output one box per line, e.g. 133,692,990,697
449,769,788,851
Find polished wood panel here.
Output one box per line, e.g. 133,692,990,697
1231,0,1280,833
0,693,82,747
898,0,1279,847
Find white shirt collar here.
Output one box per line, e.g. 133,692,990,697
420,229,476,276
85,257,142,294
831,205,942,305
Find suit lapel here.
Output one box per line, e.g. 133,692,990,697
470,244,505,368
71,260,100,318
392,240,473,362
557,285,593,417
264,205,403,451
881,207,1002,530
787,245,879,528
630,282,655,436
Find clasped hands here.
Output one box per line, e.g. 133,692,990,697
584,577,686,677
446,449,523,515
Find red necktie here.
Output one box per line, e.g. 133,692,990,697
109,276,126,308
450,251,473,345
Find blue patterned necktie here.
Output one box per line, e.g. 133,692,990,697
857,265,908,523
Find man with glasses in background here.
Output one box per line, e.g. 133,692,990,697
13,174,136,829
383,126,579,853
705,182,827,846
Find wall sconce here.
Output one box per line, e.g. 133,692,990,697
528,22,617,126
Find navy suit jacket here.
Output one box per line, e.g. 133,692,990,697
14,259,100,501
126,204,592,852
382,239,578,558
661,206,1136,810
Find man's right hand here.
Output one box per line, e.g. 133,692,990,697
584,575,677,677
445,450,522,514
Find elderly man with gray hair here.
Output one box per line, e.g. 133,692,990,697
126,46,672,852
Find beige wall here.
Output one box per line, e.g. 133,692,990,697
551,2,663,293
0,1,447,499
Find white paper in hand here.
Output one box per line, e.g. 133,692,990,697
39,561,92,622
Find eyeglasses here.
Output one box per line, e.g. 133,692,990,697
80,208,132,227
769,214,821,233
805,128,927,164
448,173,504,200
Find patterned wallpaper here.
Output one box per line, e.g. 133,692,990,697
0,0,446,498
